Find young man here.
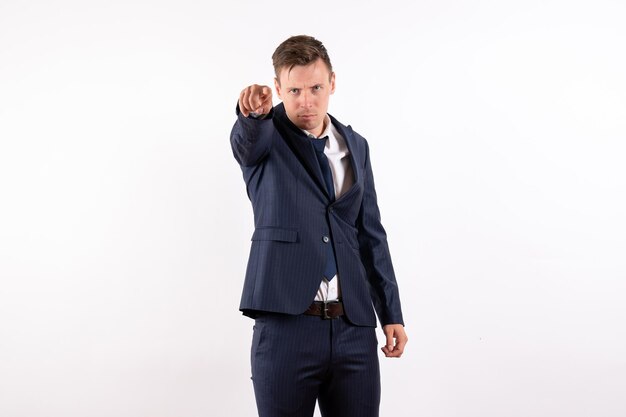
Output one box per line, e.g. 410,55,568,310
231,35,407,417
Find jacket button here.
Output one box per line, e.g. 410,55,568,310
322,236,330,243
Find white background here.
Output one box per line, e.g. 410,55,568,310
1,0,625,416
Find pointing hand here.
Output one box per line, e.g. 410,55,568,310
239,84,273,117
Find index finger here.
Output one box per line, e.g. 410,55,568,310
253,85,272,112
260,85,271,97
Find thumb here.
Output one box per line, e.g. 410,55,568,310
385,328,395,350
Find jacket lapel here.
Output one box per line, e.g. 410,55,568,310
274,104,329,198
329,114,361,202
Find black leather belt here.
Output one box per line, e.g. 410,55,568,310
304,300,344,319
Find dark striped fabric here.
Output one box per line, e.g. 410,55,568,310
251,314,380,417
230,103,404,328
310,136,337,280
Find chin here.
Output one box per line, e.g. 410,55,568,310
304,119,322,130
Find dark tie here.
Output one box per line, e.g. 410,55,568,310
311,137,337,280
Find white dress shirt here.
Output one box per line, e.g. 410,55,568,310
303,115,355,301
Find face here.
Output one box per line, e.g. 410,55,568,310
274,58,336,138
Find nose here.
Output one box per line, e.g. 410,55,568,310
299,90,312,108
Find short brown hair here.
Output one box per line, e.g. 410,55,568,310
272,35,333,83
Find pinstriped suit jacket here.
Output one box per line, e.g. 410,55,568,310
231,103,404,327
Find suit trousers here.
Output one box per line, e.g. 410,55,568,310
251,313,380,417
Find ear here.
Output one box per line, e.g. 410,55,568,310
274,77,282,99
329,72,336,95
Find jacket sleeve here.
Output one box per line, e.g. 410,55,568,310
356,139,405,326
230,103,275,167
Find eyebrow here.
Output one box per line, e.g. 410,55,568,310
286,83,324,89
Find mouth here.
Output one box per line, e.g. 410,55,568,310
298,114,316,120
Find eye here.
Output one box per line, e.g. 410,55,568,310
289,88,300,94
313,85,322,91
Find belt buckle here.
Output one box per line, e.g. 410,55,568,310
322,301,335,320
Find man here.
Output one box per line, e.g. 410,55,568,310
230,35,407,417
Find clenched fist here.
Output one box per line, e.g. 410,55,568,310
238,84,273,117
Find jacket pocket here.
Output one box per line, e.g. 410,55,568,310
251,227,298,242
